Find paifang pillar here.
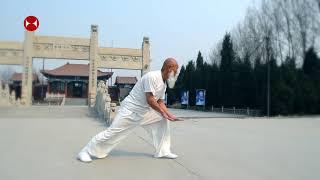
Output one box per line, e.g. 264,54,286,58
21,31,34,106
141,37,150,76
88,25,98,107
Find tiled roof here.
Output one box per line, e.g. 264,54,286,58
41,63,113,77
115,76,138,85
10,72,39,82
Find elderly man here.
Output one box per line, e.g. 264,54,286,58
77,58,181,162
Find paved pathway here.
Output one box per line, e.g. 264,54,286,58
0,106,319,180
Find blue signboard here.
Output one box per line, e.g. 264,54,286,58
196,89,206,106
181,91,189,105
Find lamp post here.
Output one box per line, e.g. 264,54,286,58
265,36,271,118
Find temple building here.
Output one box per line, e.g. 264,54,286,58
115,76,138,100
9,72,39,99
41,63,113,98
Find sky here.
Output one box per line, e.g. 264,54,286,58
0,0,260,84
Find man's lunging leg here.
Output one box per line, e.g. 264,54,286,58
78,107,142,162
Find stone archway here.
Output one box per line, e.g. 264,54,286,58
0,25,150,106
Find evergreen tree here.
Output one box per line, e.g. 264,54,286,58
302,48,320,113
203,62,211,107
195,51,205,89
253,57,267,113
184,61,196,106
238,53,254,108
169,40,320,115
220,33,236,107
303,48,320,80
280,57,298,114
172,65,186,104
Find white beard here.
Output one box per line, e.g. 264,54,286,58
167,71,178,88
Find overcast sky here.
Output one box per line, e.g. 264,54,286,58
0,0,260,84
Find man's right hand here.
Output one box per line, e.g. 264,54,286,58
161,112,182,121
161,112,175,121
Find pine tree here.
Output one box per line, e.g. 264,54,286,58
303,48,320,80
195,51,205,90
185,61,196,106
238,53,254,108
172,65,186,104
302,48,320,114
253,57,267,113
220,33,236,107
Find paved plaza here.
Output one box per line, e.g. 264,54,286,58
0,106,319,180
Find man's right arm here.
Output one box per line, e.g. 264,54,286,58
145,92,174,121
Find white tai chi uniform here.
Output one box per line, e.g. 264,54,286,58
81,70,173,158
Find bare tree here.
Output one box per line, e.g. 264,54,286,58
269,0,285,63
279,0,295,59
232,6,265,62
290,0,319,59
255,0,275,63
209,39,223,65
213,0,320,67
293,0,307,56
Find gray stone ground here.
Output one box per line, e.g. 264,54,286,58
0,106,319,180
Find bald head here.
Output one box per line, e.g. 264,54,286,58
161,58,178,72
161,57,179,81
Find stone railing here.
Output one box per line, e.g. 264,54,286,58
0,81,21,106
44,92,65,106
94,80,117,125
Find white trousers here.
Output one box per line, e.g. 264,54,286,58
81,106,172,158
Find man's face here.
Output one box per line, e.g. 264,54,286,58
167,65,179,78
164,63,179,80
166,65,179,88
173,65,179,76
